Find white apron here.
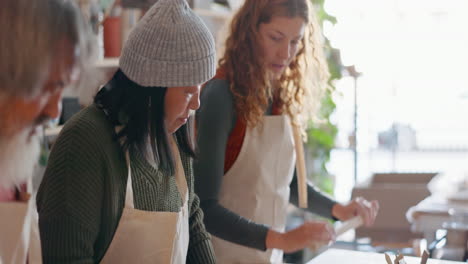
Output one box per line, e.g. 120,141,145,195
101,136,189,264
212,115,296,264
0,181,42,264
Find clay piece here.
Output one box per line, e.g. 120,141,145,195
384,250,430,264
384,253,392,264
394,253,406,264
420,250,429,264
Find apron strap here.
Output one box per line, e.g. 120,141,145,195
124,151,135,209
292,122,308,209
169,137,188,205
115,124,135,209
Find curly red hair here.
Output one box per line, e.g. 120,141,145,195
219,0,329,134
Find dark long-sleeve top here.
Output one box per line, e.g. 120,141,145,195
37,104,215,263
194,78,337,251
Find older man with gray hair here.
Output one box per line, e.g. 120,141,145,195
0,0,95,262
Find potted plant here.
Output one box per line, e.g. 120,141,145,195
306,0,343,196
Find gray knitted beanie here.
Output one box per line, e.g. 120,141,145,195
119,0,216,87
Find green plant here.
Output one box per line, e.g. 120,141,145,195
307,0,343,195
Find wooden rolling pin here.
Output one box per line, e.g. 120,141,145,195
293,124,308,209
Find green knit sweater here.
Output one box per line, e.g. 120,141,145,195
36,104,216,264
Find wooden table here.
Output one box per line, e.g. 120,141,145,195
307,249,464,264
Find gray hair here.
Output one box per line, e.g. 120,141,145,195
0,0,96,99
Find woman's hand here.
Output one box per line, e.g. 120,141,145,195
332,197,379,226
266,221,336,253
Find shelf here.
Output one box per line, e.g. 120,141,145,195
194,8,229,20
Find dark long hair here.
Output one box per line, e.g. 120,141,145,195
95,69,196,176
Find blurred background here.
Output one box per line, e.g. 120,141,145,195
50,0,468,262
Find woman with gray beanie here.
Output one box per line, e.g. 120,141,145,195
36,0,216,263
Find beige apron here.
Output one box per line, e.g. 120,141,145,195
101,136,189,264
212,115,296,264
0,180,42,264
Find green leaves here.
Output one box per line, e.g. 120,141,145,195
307,0,343,195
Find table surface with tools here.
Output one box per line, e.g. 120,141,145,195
306,249,464,264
